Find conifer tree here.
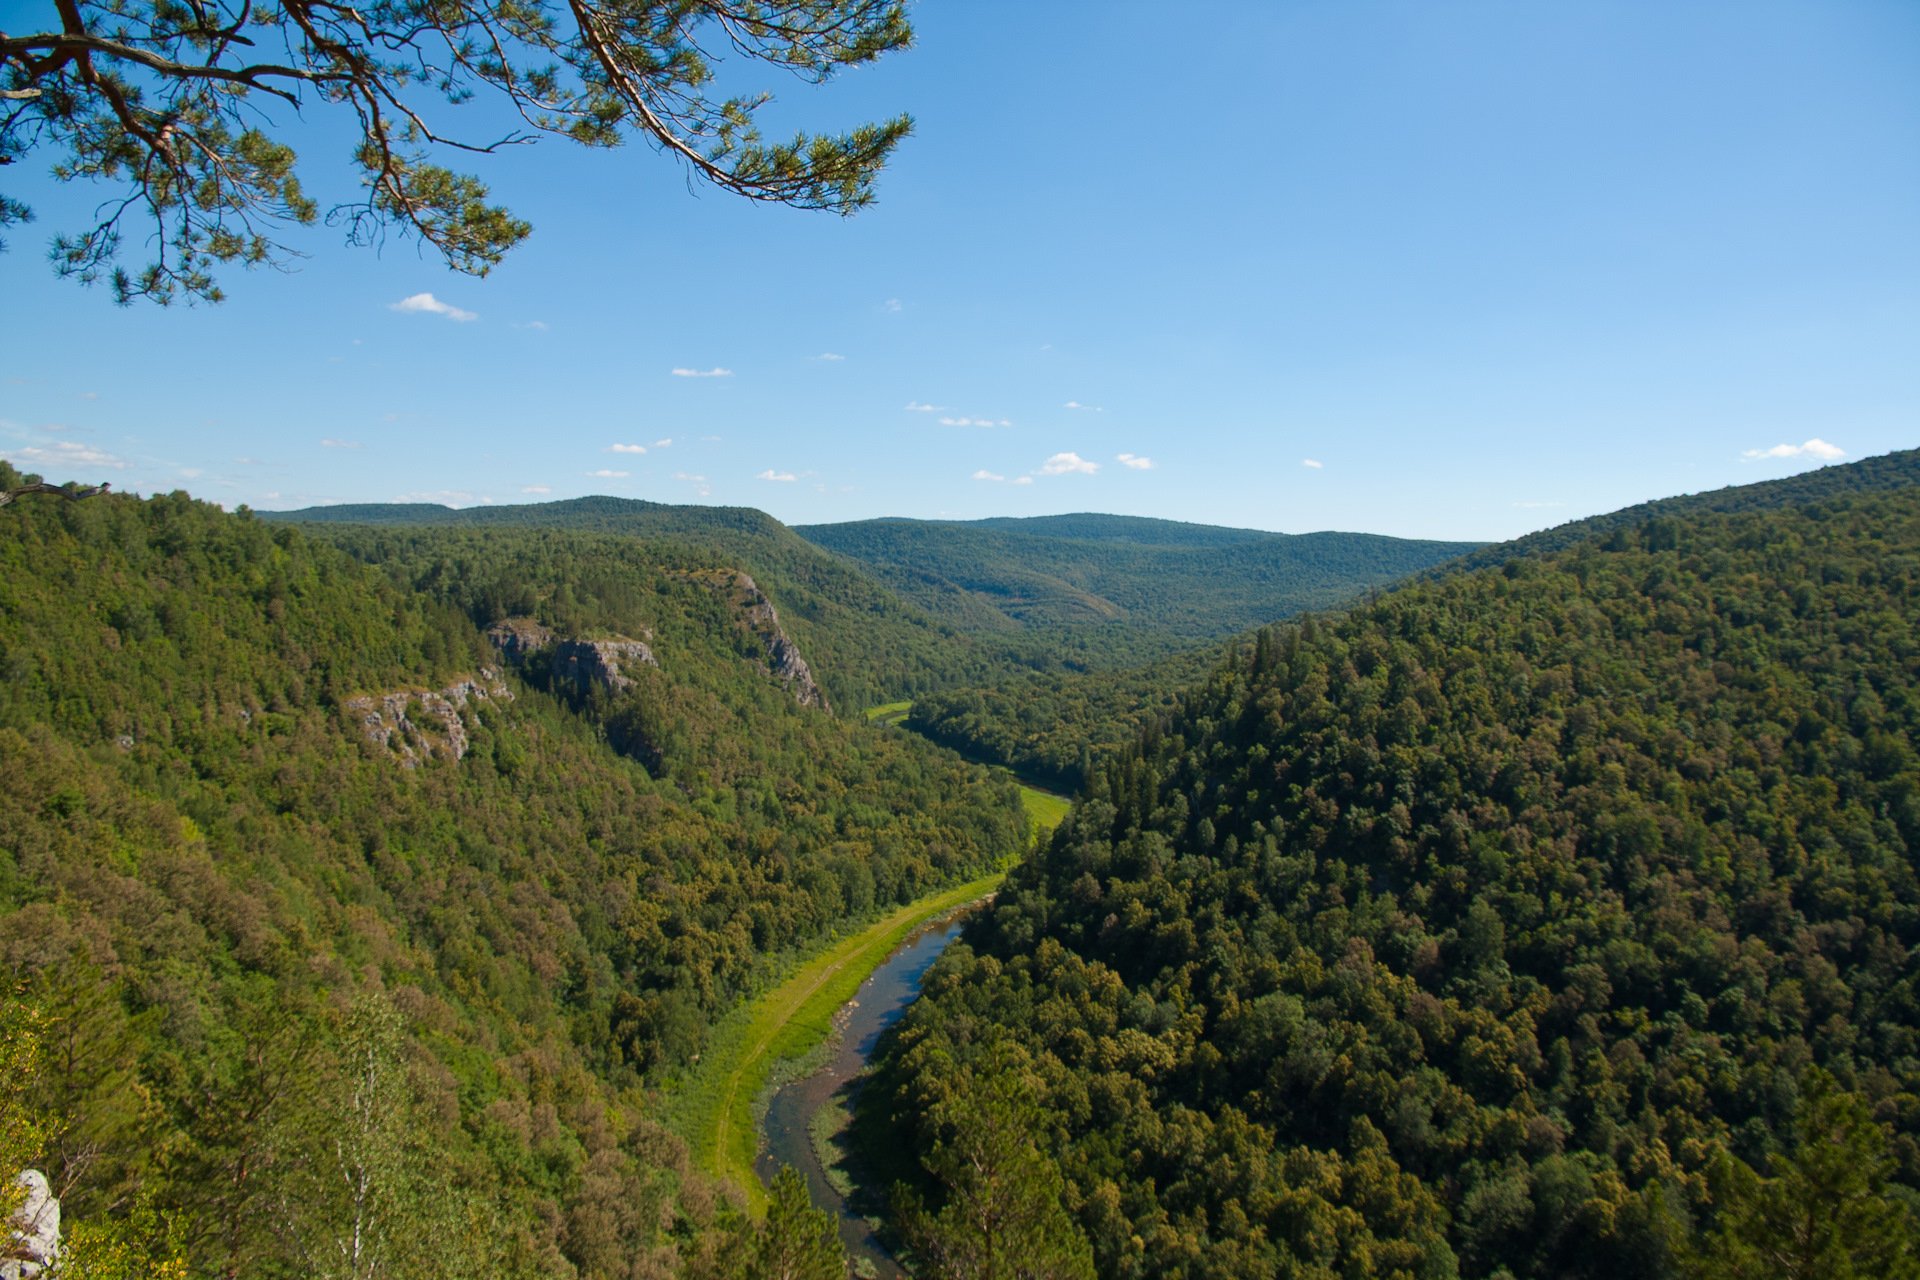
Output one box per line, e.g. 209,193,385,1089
1683,1071,1919,1280
0,1,913,302
894,1047,1094,1280
752,1166,846,1280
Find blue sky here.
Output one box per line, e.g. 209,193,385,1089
3,0,1917,540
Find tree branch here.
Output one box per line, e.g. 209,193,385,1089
0,481,111,507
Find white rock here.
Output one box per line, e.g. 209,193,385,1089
2,1169,59,1280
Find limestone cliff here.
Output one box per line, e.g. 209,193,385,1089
343,671,512,767
484,618,657,694
551,637,657,693
675,571,830,711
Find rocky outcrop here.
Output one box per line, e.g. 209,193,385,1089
551,638,656,693
343,670,511,768
674,571,829,711
484,618,657,695
484,617,554,663
734,574,828,710
2,1170,58,1280
765,632,827,710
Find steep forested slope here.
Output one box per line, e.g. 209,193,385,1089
903,647,1221,792
865,485,1920,1279
276,496,1036,710
1441,447,1920,577
0,470,1023,1278
795,513,1478,644
906,450,1920,795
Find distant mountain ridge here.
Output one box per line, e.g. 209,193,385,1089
794,512,1479,640
276,498,1485,694
272,496,1002,711
900,447,1920,792
968,512,1288,548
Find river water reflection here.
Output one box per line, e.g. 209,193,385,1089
755,911,973,1278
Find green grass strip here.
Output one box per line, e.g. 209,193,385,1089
1017,783,1071,841
668,785,1071,1213
673,871,1004,1212
863,699,914,725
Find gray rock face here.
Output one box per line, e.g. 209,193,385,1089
485,616,555,662
343,670,512,767
484,617,657,694
729,574,829,710
2,1170,59,1280
550,638,657,693
766,633,827,710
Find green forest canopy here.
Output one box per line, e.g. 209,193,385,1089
0,465,1021,1277
865,482,1920,1279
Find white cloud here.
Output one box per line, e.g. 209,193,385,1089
1117,453,1154,470
389,292,477,322
757,469,798,482
1013,476,1033,486
675,472,712,497
940,416,1013,428
179,467,204,479
588,468,629,478
654,438,674,448
1038,452,1099,476
1064,401,1104,412
672,366,733,378
518,320,550,331
883,298,902,313
1,441,130,470
80,391,100,401
1302,458,1324,469
905,401,945,413
609,443,648,454
813,352,845,362
1742,438,1846,462
972,469,1006,482
701,434,723,443
234,456,265,465
321,438,362,450
522,484,553,494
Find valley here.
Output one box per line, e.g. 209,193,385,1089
3,450,1919,1279
4,6,1909,1277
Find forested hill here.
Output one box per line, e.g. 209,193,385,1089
865,483,1920,1279
794,513,1479,639
1441,446,1920,576
0,467,1024,1277
902,450,1920,794
274,496,1024,710
970,513,1298,548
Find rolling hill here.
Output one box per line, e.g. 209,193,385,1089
795,513,1480,642
865,461,1920,1280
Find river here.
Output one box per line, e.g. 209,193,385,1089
754,909,974,1278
